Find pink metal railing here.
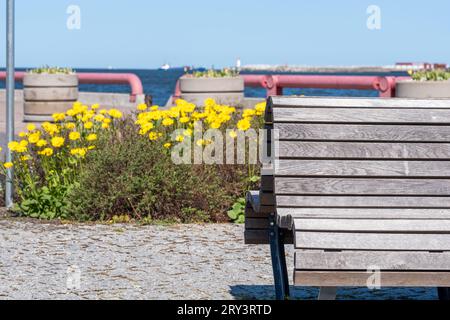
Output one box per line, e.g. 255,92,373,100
0,71,144,102
173,74,411,102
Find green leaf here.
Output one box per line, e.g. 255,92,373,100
227,210,239,220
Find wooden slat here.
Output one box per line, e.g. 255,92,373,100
277,208,450,229
293,218,450,232
295,232,450,251
294,271,450,287
277,196,450,208
295,251,450,270
275,123,450,142
277,141,450,159
277,208,450,219
275,178,450,195
271,96,450,109
272,108,450,124
274,160,450,177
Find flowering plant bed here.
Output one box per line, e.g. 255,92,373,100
1,99,266,223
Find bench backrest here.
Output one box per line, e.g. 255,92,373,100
263,97,450,230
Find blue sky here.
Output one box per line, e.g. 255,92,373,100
0,0,449,69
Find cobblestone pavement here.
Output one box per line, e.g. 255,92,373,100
0,213,438,300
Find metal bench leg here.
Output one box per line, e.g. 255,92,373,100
318,287,337,300
438,288,450,300
269,214,290,300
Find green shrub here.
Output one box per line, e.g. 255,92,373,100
67,117,253,222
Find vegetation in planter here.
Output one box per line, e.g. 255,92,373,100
409,69,450,81
1,98,266,223
187,67,240,78
28,66,75,75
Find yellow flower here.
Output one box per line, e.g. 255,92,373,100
36,139,48,147
42,122,59,136
180,116,190,124
243,109,256,118
51,136,65,148
84,121,94,129
108,109,123,119
3,162,13,169
164,143,172,149
237,119,251,131
94,114,105,122
28,132,41,144
175,135,184,142
88,146,96,150
103,118,112,124
137,104,148,111
87,134,97,142
148,132,159,141
162,118,174,127
139,122,154,135
20,155,32,161
183,128,193,137
102,123,110,129
70,148,87,158
210,121,221,129
27,124,36,132
10,140,28,153
91,104,100,110
19,132,27,138
65,123,76,130
52,113,66,122
100,109,108,115
150,106,159,111
69,132,81,141
204,98,216,108
8,141,19,151
255,102,266,115
229,130,238,138
38,148,53,157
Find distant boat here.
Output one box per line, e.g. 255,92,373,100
160,64,170,71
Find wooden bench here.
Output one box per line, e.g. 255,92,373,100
246,96,450,300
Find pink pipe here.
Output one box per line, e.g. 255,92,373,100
77,73,143,102
0,71,143,102
241,74,402,97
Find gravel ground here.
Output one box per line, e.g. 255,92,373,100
0,210,439,300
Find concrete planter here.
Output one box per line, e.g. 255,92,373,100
396,80,450,98
23,73,79,122
179,76,244,106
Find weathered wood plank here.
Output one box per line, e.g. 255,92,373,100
277,208,450,219
272,108,450,124
274,124,450,142
293,218,450,232
294,271,450,287
295,232,450,251
274,160,450,177
277,208,450,229
295,250,450,270
275,178,450,195
276,196,450,208
271,96,450,109
277,141,450,159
